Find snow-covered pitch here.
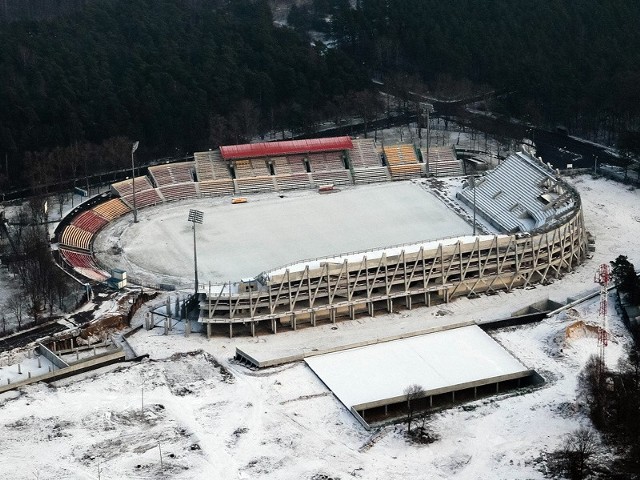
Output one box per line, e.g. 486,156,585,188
93,181,471,288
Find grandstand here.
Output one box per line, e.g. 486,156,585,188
71,210,108,234
59,249,109,282
426,146,464,177
111,176,153,197
457,152,575,233
57,198,131,280
148,162,194,186
158,182,199,202
92,198,131,221
350,138,390,184
194,151,232,181
199,179,235,197
383,144,423,179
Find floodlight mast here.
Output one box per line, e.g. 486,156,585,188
468,175,477,235
131,141,139,223
188,209,204,293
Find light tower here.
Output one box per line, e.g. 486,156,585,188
188,209,204,293
594,263,610,377
131,141,139,223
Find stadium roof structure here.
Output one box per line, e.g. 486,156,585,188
219,136,353,160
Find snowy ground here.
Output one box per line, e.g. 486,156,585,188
0,291,631,480
93,181,470,287
0,171,638,478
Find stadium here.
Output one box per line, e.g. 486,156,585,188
54,136,589,338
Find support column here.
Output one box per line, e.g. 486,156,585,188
384,405,388,415
272,318,277,334
429,396,433,407
251,321,256,337
292,314,297,331
330,308,336,324
496,382,499,393
426,292,431,307
405,295,412,310
310,311,316,327
387,298,393,313
367,302,374,317
349,305,355,320
229,323,233,339
452,391,455,402
474,387,477,398
207,323,211,339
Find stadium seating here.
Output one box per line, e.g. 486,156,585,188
158,182,198,202
352,166,391,184
251,160,272,176
272,157,291,175
350,138,389,184
92,198,131,221
194,152,216,181
194,151,233,181
350,138,382,168
286,155,309,173
233,159,254,178
388,163,423,179
122,188,163,209
426,147,464,177
236,176,276,194
111,176,153,198
199,179,236,197
457,152,565,232
71,210,109,234
59,248,109,282
274,173,313,190
148,162,194,187
60,224,93,250
311,170,352,186
309,151,345,172
384,144,423,179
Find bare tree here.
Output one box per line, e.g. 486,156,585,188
208,114,233,148
557,428,599,480
404,383,425,433
578,354,607,427
351,90,383,139
230,99,260,144
5,292,25,330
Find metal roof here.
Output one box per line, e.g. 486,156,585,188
219,136,353,160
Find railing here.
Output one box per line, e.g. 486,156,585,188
255,232,501,281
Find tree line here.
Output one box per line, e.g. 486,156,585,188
0,0,370,191
292,0,640,143
3,0,640,193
